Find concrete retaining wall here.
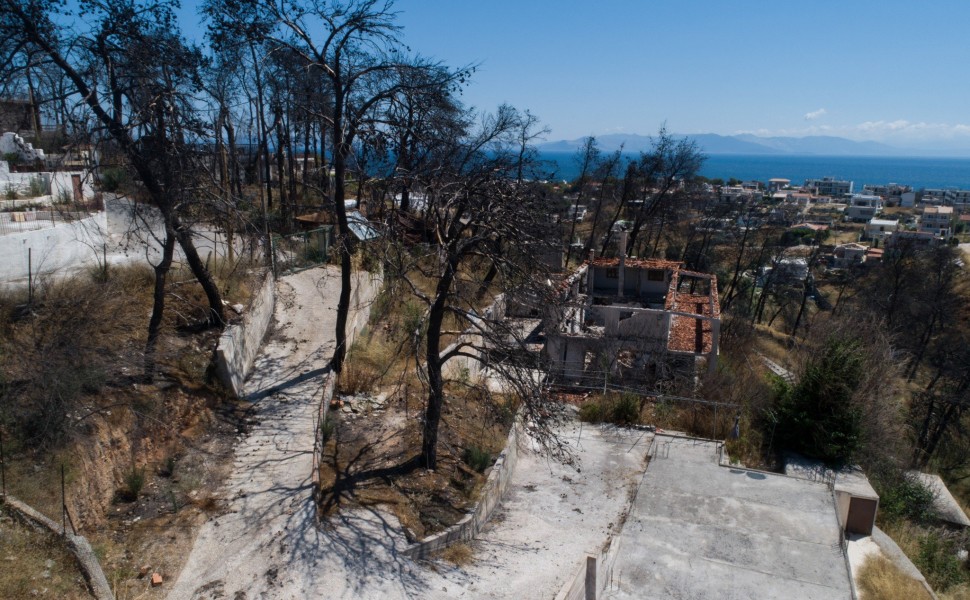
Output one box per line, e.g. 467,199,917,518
2,496,114,600
312,269,383,496
402,418,521,560
214,270,276,397
440,293,506,380
553,536,623,600
555,557,592,600
0,211,107,282
347,270,383,350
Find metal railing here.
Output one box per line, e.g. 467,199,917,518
270,226,333,276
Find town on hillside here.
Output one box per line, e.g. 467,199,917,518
1,2,969,600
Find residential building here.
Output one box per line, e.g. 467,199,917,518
946,189,970,209
805,177,853,197
919,206,953,238
767,178,791,193
865,218,898,242
845,194,882,222
885,230,941,251
545,233,720,383
773,257,809,282
832,243,868,268
922,189,947,205
719,185,758,205
862,183,912,205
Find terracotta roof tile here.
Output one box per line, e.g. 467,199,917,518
668,314,715,353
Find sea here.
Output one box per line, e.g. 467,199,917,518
535,151,970,191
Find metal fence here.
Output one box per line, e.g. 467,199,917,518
0,208,93,236
270,226,333,276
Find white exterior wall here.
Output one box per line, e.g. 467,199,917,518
50,171,96,202
0,211,108,283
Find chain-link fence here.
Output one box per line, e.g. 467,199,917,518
270,226,333,276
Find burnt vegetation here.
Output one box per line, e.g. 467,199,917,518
2,0,970,594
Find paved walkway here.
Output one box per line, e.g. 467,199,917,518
606,435,852,600
166,266,649,599
167,267,424,599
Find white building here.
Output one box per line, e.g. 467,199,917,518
845,194,883,222
865,218,898,242
919,206,953,238
805,177,853,197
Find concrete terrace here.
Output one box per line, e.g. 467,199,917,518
606,435,853,600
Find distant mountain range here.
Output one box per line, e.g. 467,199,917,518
537,133,968,157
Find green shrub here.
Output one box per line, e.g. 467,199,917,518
579,393,642,425
579,401,604,423
878,475,936,523
612,394,641,425
916,531,968,592
99,167,127,193
320,416,335,444
775,337,864,466
115,468,145,503
463,445,492,473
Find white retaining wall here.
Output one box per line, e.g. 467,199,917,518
347,270,383,350
313,270,385,492
0,211,107,282
402,419,522,560
215,270,276,397
553,511,625,600
2,495,114,600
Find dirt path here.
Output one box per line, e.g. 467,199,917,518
166,266,427,599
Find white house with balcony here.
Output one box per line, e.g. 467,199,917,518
919,206,953,238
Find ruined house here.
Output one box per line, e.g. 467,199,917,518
545,233,720,386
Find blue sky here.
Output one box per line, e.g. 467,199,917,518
176,0,970,149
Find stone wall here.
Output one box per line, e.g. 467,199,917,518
214,270,276,397
401,419,521,560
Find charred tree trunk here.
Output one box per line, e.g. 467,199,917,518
170,211,226,326
421,257,456,470
330,90,352,374
143,227,176,383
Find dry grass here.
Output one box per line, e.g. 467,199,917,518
881,519,970,598
857,553,932,600
0,259,258,596
438,542,474,566
749,323,796,367
0,505,93,599
318,385,512,541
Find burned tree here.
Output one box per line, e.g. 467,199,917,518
384,105,560,470
2,0,227,381
207,0,470,373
